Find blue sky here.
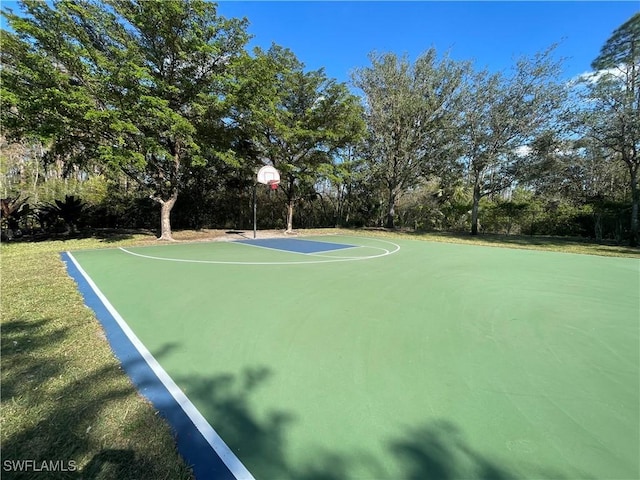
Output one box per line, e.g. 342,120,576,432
216,1,639,83
2,1,637,82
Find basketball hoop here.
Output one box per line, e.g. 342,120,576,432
257,165,280,186
254,165,281,239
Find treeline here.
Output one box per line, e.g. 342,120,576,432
1,1,638,245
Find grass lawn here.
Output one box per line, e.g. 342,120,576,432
1,228,638,479
1,233,193,480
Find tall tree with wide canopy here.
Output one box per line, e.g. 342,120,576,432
520,130,629,204
352,49,469,228
459,46,566,235
230,45,365,232
1,0,248,239
579,13,640,245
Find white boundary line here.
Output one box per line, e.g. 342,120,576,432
117,236,401,265
65,252,255,480
304,245,390,259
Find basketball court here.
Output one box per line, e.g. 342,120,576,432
63,234,639,479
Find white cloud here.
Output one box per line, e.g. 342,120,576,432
571,65,628,86
514,145,531,157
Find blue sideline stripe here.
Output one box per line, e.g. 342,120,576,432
61,252,248,480
237,238,355,254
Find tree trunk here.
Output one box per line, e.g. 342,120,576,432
157,149,181,241
157,190,178,241
594,213,603,243
630,169,638,247
385,188,396,229
470,179,481,235
286,199,294,233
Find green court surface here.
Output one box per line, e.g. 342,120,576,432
69,235,639,479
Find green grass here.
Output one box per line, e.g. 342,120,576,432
343,228,640,258
1,227,637,480
1,234,193,479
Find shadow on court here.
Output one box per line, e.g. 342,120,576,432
0,319,582,479
176,368,577,480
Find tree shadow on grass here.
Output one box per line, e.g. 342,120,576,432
82,449,135,479
88,228,156,243
1,228,155,245
1,319,69,401
1,318,192,480
406,230,640,256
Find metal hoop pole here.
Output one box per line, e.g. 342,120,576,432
253,183,257,239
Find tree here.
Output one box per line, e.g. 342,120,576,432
352,49,469,228
1,0,249,240
520,131,629,204
459,46,566,235
321,145,367,227
579,13,640,245
39,194,86,234
0,195,31,239
231,45,365,232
